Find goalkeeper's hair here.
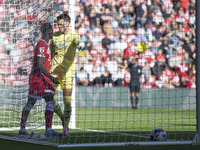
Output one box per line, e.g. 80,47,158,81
57,13,71,23
40,22,53,35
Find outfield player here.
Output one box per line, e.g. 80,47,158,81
128,57,142,109
50,13,85,136
19,23,63,138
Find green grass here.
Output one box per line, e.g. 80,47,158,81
1,138,200,150
0,108,197,148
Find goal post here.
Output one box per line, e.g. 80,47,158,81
68,0,76,130
0,0,199,148
195,0,200,145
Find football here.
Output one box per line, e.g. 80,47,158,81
150,128,167,141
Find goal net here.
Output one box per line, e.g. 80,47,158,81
0,0,198,147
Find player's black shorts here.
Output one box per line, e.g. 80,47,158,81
129,84,140,93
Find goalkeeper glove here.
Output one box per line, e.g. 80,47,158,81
77,42,85,51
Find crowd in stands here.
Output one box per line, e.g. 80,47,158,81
0,0,196,89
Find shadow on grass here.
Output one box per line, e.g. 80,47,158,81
0,130,196,145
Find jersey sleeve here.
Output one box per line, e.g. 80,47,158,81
36,40,47,58
73,32,82,46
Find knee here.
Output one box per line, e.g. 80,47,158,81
46,101,55,111
24,98,37,111
44,93,54,103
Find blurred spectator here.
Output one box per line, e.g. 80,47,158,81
47,8,57,23
184,52,193,67
171,71,181,87
153,26,163,40
53,0,63,12
0,0,196,89
103,16,113,34
76,15,83,29
113,37,128,54
88,67,100,86
189,10,195,27
102,34,112,51
137,52,147,68
151,59,166,80
180,0,190,9
90,29,102,46
142,62,151,77
176,23,187,40
168,51,182,71
76,67,89,86
141,23,153,42
168,30,179,48
96,61,105,76
186,75,196,88
121,12,133,29
134,28,147,44
149,0,161,13
99,68,113,87
180,75,188,88
150,39,160,55
142,72,156,88
153,11,164,25
175,7,186,24
83,59,94,75
177,59,189,76
106,55,118,75
156,48,166,63
133,0,147,28
155,70,169,88
89,7,100,28
112,67,124,86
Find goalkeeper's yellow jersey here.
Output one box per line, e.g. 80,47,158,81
50,30,82,74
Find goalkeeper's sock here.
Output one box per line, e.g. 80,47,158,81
63,96,72,128
54,100,64,123
20,109,30,130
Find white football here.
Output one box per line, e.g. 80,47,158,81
150,128,167,141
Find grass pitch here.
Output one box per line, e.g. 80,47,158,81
0,107,196,146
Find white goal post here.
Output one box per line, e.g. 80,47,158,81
68,0,76,130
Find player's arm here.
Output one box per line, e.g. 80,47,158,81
50,38,56,58
73,33,85,51
37,56,59,84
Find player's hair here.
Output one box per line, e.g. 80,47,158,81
57,13,71,23
40,22,53,35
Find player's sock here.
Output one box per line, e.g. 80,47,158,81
54,100,64,123
130,96,134,109
45,101,54,130
45,110,53,130
20,99,36,131
63,96,71,129
135,97,139,109
20,109,30,130
20,101,34,130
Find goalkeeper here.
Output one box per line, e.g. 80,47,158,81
19,23,63,138
50,13,85,136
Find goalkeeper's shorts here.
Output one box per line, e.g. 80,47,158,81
28,75,55,99
51,64,75,91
